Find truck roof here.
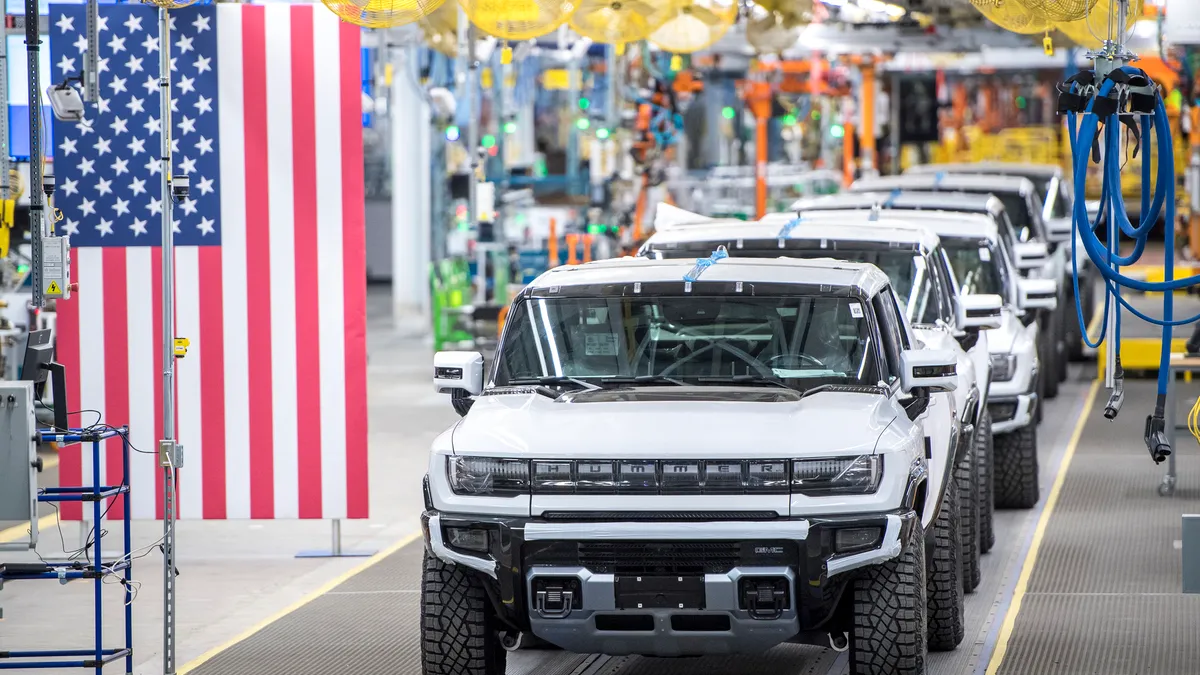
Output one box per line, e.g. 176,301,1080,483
850,173,1036,196
646,213,940,253
527,255,893,296
793,190,1002,214
905,162,1063,180
797,208,1001,243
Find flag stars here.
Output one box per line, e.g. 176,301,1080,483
98,57,109,73
96,177,113,196
126,96,145,116
192,14,211,33
93,137,112,156
176,35,194,54
73,34,88,53
123,14,142,33
144,116,161,135
81,197,96,216
97,98,110,114
98,15,108,31
114,197,130,217
198,217,215,235
195,176,214,196
194,56,211,75
108,34,126,54
130,218,148,236
79,118,94,136
125,55,143,75
195,96,212,115
57,55,76,75
172,218,181,234
178,75,195,96
109,75,127,95
55,14,74,33
112,157,129,176
195,136,213,155
179,115,196,136
79,158,95,176
61,177,78,197
146,156,161,175
96,218,114,237
59,137,77,156
63,219,79,236
179,156,196,175
148,197,162,216
110,116,128,135
127,136,146,156
130,177,147,196
142,35,158,53
180,197,198,217
142,75,157,95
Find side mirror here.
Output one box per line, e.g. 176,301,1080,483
958,293,1003,331
1018,278,1058,311
900,349,958,394
1045,217,1073,244
1013,241,1050,271
434,351,485,396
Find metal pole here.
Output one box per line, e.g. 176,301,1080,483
158,8,178,675
26,0,43,308
0,20,9,203
84,0,99,102
332,519,342,557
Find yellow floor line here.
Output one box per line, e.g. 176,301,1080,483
0,513,59,544
178,529,424,674
985,379,1101,675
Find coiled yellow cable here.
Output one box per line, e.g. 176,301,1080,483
1188,395,1200,447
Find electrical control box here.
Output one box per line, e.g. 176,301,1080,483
42,235,71,300
0,381,37,549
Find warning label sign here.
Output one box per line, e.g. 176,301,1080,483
46,280,62,295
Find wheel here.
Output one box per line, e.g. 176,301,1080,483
1056,307,1069,383
956,435,981,593
1035,367,1045,424
1041,316,1060,400
994,423,1040,509
422,551,507,675
850,520,928,675
976,412,996,554
927,474,965,651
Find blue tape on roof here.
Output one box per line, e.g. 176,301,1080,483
776,216,803,239
683,246,729,282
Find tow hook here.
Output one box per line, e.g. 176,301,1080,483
534,582,575,619
828,632,849,652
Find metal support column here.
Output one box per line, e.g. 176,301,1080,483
84,0,99,102
157,9,178,674
0,14,9,203
26,0,43,308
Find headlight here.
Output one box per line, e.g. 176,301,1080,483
990,353,1017,382
448,457,529,496
791,455,883,496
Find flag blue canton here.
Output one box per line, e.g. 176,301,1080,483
50,3,221,247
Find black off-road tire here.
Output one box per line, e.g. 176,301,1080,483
1056,307,1069,383
976,412,996,553
850,520,928,675
1041,318,1060,400
927,475,965,651
994,423,1040,509
422,551,507,675
956,438,982,594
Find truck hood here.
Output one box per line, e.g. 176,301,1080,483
986,307,1024,354
452,387,899,459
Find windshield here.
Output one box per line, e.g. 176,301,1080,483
1039,177,1069,220
941,238,1009,300
495,294,880,389
645,244,943,327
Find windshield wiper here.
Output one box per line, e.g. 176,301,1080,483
597,375,687,387
695,375,796,390
795,383,839,400
508,376,601,391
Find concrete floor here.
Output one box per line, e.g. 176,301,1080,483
0,286,455,674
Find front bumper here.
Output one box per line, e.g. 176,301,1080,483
989,393,1037,434
422,509,917,656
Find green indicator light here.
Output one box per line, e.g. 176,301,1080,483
596,128,610,139
481,134,496,148
576,118,590,130
588,224,602,234
830,124,845,138
445,125,460,141
1016,96,1027,109
503,121,517,134
578,98,590,110
782,114,797,126
722,106,735,120
811,110,820,121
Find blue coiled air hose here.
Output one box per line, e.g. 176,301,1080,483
1065,66,1191,462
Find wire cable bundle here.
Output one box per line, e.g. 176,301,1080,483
1061,63,1186,463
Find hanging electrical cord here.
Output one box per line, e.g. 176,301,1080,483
1061,58,1187,463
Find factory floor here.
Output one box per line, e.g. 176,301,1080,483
2,288,1199,675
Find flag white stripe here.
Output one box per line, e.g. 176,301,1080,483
264,2,300,519
312,9,348,519
176,247,204,519
125,247,158,519
77,249,106,521
217,5,252,519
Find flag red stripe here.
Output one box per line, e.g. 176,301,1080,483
291,6,323,518
340,21,368,519
243,5,275,519
101,248,129,519
58,256,83,520
199,247,228,519
152,247,164,519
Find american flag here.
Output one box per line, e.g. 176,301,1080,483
50,3,368,521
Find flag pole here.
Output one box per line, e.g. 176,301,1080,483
158,6,180,675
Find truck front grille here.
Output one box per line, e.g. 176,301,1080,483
525,540,797,575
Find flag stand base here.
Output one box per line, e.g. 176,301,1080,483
295,519,377,558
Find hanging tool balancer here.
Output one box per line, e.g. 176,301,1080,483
1058,62,1188,464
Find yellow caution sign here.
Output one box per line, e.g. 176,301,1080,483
45,280,62,295
1043,35,1054,57
543,69,570,90
173,337,190,358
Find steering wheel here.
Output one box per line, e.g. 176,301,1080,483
766,353,826,369
660,341,774,378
